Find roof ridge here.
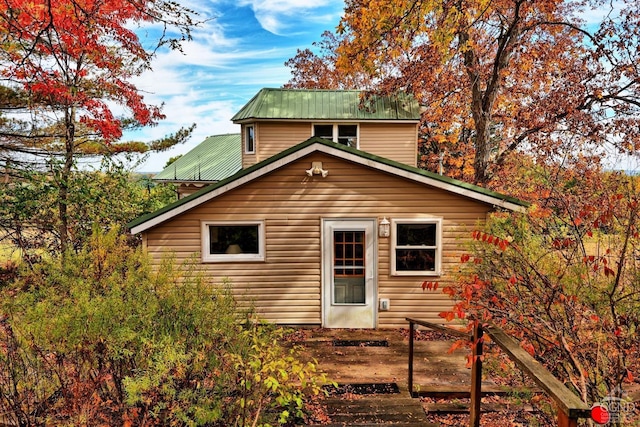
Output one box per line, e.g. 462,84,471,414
265,87,363,92
205,132,240,138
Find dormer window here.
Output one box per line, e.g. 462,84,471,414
245,125,255,154
313,124,358,148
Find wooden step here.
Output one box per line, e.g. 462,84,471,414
300,395,438,426
308,423,438,427
423,402,535,414
412,384,540,398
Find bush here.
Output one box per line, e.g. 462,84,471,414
0,228,328,426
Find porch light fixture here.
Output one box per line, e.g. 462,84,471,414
379,217,390,237
305,161,329,178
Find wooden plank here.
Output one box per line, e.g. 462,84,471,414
424,402,535,413
486,326,591,419
406,317,471,339
323,395,428,425
412,384,536,398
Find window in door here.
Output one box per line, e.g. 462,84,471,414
333,230,365,304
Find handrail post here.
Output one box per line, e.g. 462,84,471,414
558,409,578,427
408,320,415,396
469,322,483,427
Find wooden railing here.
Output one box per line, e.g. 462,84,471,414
406,317,592,427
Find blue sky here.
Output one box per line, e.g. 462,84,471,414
130,0,345,172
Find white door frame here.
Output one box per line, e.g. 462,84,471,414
321,218,377,328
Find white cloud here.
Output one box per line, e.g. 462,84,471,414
577,0,626,28
237,0,341,35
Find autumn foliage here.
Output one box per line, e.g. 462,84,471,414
287,0,640,185
442,172,640,405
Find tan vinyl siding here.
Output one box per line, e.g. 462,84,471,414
243,122,311,168
244,121,419,170
359,123,418,167
144,153,491,327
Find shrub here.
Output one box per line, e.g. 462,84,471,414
0,228,328,426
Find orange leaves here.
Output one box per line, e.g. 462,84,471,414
439,310,457,322
459,230,509,269
438,304,466,322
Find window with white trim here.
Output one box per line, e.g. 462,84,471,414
245,125,255,154
313,124,358,147
202,221,265,262
391,218,442,276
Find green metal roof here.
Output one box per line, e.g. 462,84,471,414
154,133,241,182
129,137,528,233
231,88,422,122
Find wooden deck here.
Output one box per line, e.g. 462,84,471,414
295,328,486,427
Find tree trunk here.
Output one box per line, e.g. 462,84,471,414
472,110,492,185
462,1,523,185
58,108,75,254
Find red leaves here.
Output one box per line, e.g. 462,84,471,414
552,238,574,249
438,303,467,322
459,230,511,268
0,0,174,142
582,253,618,278
471,230,509,251
421,281,439,291
521,340,535,357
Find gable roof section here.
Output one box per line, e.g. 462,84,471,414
129,137,528,234
153,133,241,182
231,88,421,123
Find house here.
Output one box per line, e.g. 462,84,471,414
153,133,242,198
129,88,527,328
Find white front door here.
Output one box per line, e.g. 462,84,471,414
322,219,376,328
